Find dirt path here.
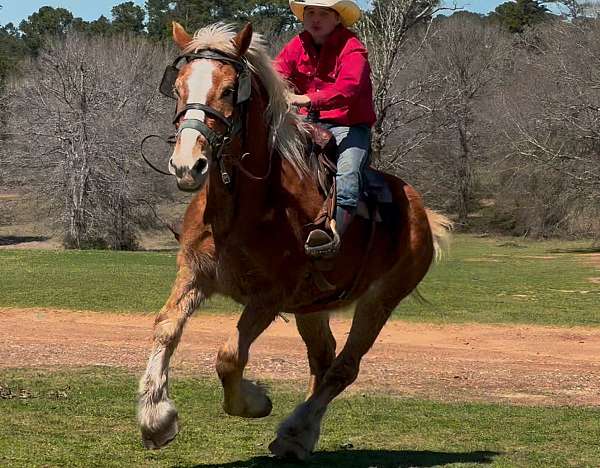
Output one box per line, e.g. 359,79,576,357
2,307,600,406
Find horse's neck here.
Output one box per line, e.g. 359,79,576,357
204,95,273,236
204,88,323,241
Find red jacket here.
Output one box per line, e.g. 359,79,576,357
274,25,376,127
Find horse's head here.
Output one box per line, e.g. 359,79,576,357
164,22,253,192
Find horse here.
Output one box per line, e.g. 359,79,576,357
137,21,451,460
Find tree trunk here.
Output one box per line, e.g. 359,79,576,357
370,121,385,162
457,121,472,226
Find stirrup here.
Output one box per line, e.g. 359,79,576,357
304,220,341,258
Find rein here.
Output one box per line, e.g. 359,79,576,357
236,130,277,181
140,134,176,176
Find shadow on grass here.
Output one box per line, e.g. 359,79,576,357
0,235,49,246
548,247,600,254
187,449,500,468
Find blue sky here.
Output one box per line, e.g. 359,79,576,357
1,0,146,26
0,1,529,27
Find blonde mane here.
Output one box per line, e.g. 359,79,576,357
185,23,308,175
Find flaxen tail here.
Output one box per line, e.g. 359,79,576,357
425,209,453,262
411,209,453,305
409,209,452,305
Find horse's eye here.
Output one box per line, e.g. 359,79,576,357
221,88,234,99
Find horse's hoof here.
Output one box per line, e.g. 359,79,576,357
224,380,273,418
139,401,179,450
141,417,179,449
225,394,273,418
268,437,312,460
141,420,178,449
248,393,273,418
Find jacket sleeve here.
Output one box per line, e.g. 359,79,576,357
307,43,371,111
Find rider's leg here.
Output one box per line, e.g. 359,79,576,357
331,124,371,236
305,124,371,256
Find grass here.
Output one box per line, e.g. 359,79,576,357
0,235,598,325
397,235,600,325
0,249,238,314
0,368,599,467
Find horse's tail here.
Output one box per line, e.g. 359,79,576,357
425,208,453,262
409,209,452,305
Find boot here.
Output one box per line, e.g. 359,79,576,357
305,206,355,258
334,205,355,238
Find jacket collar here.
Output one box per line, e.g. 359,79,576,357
299,24,349,52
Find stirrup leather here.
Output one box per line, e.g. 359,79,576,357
304,220,341,258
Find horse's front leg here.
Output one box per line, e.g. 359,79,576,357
216,305,278,418
137,260,209,449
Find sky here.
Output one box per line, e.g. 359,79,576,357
0,1,548,27
1,0,146,26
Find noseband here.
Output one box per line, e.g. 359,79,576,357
160,49,252,185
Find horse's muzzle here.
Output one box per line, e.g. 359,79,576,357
169,156,209,192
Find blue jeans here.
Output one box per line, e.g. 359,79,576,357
321,124,371,209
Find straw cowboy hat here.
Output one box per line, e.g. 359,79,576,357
289,0,362,27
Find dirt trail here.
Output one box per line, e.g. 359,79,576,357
2,307,600,406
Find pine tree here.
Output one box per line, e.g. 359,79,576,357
146,0,174,40
0,23,27,89
19,6,75,54
492,0,550,33
111,1,146,34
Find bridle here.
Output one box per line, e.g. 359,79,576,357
159,49,252,185
142,47,276,185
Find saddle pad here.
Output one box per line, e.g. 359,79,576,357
363,168,393,204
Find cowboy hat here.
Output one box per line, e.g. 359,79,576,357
289,0,362,27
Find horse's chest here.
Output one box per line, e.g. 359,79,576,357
214,246,284,305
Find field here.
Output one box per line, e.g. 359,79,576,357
0,235,598,325
1,235,599,467
2,369,600,467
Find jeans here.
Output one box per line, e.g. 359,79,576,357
321,124,371,209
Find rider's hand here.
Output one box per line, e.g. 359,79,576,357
289,94,311,107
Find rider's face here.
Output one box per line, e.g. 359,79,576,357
303,6,341,44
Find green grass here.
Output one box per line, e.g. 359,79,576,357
0,249,238,314
397,235,600,326
0,368,599,467
0,235,598,325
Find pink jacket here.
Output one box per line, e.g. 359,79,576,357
274,25,376,127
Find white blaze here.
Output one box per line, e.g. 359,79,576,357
172,60,215,171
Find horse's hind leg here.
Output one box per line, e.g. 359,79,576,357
269,279,413,460
216,305,278,418
295,311,336,399
137,253,212,449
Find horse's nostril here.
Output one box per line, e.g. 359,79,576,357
169,158,183,178
192,157,208,175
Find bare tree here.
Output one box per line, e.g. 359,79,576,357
502,19,600,236
356,0,453,163
3,33,173,249
552,0,600,18
422,15,512,226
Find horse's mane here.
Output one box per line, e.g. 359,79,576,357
185,23,308,176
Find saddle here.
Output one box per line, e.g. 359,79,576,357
302,122,393,235
302,122,394,295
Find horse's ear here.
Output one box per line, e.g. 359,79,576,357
172,21,192,50
232,23,253,57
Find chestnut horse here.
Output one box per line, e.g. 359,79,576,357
138,22,451,460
